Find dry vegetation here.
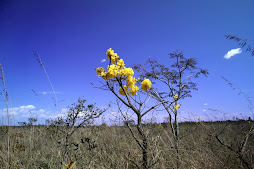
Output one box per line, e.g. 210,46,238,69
0,120,253,169
1,42,253,168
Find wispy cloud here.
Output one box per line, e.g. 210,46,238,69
224,48,242,59
204,103,208,106
101,59,106,63
40,91,62,95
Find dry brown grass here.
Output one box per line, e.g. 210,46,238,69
0,120,253,169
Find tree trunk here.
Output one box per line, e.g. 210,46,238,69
137,115,148,169
142,136,148,169
174,103,180,169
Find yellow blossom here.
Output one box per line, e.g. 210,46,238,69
96,67,105,76
106,48,120,64
101,72,110,80
118,69,125,76
174,104,181,110
107,64,118,78
130,86,139,96
119,87,125,95
125,68,134,77
97,48,147,97
141,79,152,91
119,85,128,95
117,59,125,69
119,68,134,77
111,53,120,64
126,76,136,88
106,48,114,60
173,95,178,100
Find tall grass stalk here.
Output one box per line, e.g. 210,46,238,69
34,52,59,113
0,64,10,168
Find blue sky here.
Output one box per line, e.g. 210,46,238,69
0,0,254,125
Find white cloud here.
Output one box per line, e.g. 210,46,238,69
40,91,62,95
1,105,36,115
0,105,49,117
204,103,208,106
101,59,106,63
224,48,242,59
20,105,36,110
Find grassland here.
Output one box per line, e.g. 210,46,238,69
0,120,253,169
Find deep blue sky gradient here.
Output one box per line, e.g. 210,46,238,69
0,0,254,124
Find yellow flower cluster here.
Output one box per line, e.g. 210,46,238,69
96,48,152,96
96,67,105,76
96,67,109,80
174,104,181,110
141,79,152,91
106,48,120,64
173,95,178,100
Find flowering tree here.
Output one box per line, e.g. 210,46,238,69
96,48,163,168
134,51,208,168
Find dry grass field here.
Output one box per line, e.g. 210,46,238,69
0,120,253,169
